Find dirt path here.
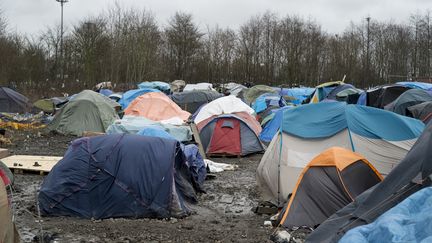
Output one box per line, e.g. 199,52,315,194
7,129,273,242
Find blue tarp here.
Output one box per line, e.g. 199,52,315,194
138,81,171,93
38,134,197,219
281,102,424,140
397,81,432,91
273,87,314,104
137,126,177,141
118,88,160,109
183,144,206,186
106,115,192,142
340,187,432,243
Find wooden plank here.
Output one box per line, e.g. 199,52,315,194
0,148,9,159
1,155,62,173
189,122,206,160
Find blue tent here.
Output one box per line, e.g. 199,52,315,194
138,81,171,94
252,93,287,114
340,187,432,243
118,88,160,109
38,134,198,219
259,106,293,142
99,89,113,96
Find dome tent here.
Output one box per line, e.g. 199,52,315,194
125,92,190,121
278,147,382,228
38,134,199,219
257,102,424,205
0,87,32,113
48,90,120,136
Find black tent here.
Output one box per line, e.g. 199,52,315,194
171,90,223,113
306,122,432,243
0,87,32,113
407,101,432,124
385,89,432,116
366,85,411,109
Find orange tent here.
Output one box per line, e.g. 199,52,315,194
124,92,191,121
278,147,382,228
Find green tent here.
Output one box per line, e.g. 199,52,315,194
34,99,55,113
48,90,120,136
243,85,276,105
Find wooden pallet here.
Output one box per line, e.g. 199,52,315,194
1,155,62,175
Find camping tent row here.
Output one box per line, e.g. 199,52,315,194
257,102,424,206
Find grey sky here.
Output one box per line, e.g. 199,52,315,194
2,0,432,36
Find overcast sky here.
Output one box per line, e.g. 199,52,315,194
1,0,432,36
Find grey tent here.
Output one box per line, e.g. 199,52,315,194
325,84,355,101
306,121,432,243
366,85,411,109
278,147,382,229
0,87,32,113
171,90,223,113
48,90,120,136
407,101,432,124
385,89,432,116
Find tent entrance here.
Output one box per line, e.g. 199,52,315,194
208,118,241,155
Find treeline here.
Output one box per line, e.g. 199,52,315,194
0,5,431,98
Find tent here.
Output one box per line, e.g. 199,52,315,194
108,93,123,102
252,93,287,123
366,85,411,109
194,95,255,124
171,90,223,113
407,101,432,124
0,178,19,243
170,80,186,93
273,87,314,105
118,88,160,109
48,90,120,136
397,81,432,90
259,106,293,143
125,92,190,121
243,85,276,105
336,88,363,104
99,89,113,96
220,82,247,96
252,93,287,114
34,99,56,113
0,87,32,113
34,97,69,113
278,147,382,228
339,187,432,243
385,89,432,116
197,112,264,156
39,134,199,219
325,84,356,101
308,81,344,103
307,121,432,243
256,102,424,205
183,83,214,92
138,81,171,94
106,115,192,142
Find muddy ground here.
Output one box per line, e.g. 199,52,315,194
3,128,285,242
